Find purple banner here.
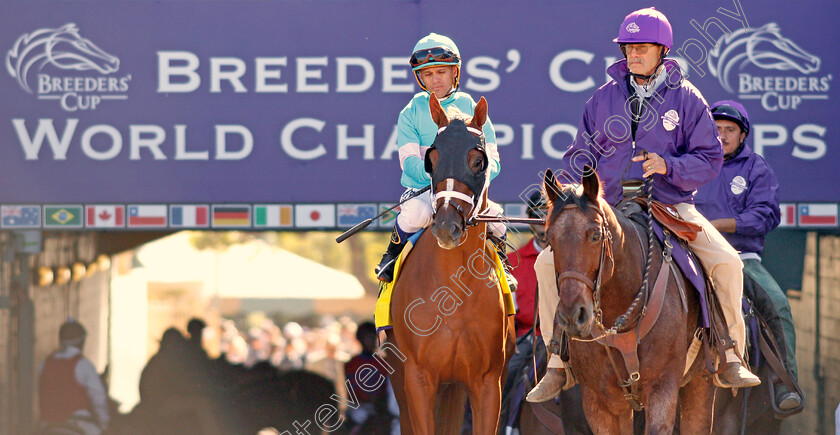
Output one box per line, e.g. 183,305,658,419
1,0,838,206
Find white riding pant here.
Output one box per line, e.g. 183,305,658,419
535,202,746,369
396,188,506,237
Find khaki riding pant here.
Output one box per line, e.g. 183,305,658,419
535,202,745,369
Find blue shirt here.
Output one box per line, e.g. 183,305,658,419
397,91,500,189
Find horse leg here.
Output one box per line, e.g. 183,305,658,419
402,363,438,435
642,378,680,434
468,376,504,435
580,386,630,435
433,383,468,434
678,372,715,435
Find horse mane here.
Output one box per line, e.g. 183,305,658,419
443,106,470,123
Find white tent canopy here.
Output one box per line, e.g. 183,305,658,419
135,231,365,299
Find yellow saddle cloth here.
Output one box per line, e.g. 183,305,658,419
374,234,516,330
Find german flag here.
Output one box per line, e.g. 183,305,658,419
211,205,251,228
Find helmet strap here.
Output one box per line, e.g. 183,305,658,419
724,141,746,161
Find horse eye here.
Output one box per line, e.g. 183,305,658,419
473,157,484,170
591,231,602,242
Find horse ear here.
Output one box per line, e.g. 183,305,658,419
469,97,488,130
543,169,561,205
581,165,602,203
429,93,449,129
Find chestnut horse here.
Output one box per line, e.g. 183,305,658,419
542,168,716,434
385,95,515,434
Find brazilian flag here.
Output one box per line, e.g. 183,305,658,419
44,206,83,228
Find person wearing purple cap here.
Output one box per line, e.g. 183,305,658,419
527,7,760,403
695,100,801,410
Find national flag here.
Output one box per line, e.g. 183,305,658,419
377,204,399,228
337,204,377,228
44,205,83,228
212,205,251,228
778,203,796,228
86,205,125,228
1,205,41,228
798,203,838,227
128,205,167,228
254,204,293,228
170,205,209,228
295,204,335,228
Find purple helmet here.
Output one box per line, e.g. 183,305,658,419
613,7,673,49
711,100,750,137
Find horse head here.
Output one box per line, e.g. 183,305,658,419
425,94,489,249
6,23,119,93
746,23,820,74
543,167,615,338
708,22,819,93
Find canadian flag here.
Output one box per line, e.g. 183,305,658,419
86,205,125,228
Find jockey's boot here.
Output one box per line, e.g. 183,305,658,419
488,235,518,292
775,384,802,410
719,349,761,388
375,225,411,283
526,368,568,403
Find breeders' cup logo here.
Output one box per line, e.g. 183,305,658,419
5,23,131,111
708,23,830,111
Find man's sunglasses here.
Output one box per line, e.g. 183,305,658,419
410,47,459,68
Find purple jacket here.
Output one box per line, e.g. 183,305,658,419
560,59,722,206
694,145,781,255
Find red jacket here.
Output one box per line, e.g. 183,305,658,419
510,239,542,337
39,354,90,423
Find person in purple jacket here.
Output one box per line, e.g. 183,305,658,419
695,100,801,410
527,7,760,403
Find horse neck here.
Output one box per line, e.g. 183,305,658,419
600,205,647,320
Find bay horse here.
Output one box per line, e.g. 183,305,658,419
385,95,515,434
542,168,716,434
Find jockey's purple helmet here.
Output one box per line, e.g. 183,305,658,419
613,7,673,50
711,100,751,137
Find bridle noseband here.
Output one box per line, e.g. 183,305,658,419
554,203,613,330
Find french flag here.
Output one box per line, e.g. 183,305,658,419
778,203,796,228
798,204,838,227
170,205,209,228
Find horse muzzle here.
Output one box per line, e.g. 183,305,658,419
554,299,594,338
431,204,465,249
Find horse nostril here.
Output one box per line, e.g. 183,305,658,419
575,306,588,326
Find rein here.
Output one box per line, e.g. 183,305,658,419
555,176,670,411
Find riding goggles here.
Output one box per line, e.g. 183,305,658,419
410,47,460,69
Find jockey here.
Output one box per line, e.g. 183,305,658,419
38,320,110,435
695,100,801,410
375,32,516,290
527,7,760,403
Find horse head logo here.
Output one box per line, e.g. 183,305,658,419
6,23,120,94
708,22,820,93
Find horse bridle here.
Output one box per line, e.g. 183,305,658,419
553,203,613,331
427,125,490,238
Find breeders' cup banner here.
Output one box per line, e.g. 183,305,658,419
1,0,838,230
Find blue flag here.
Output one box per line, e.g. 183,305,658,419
2,205,41,228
